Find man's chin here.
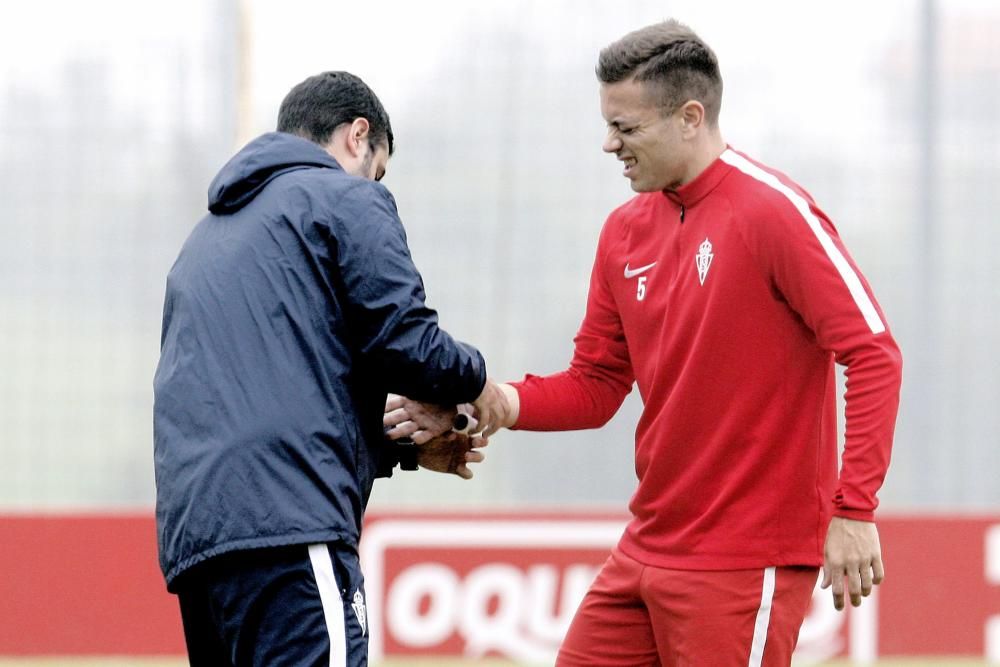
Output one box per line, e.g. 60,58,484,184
630,180,659,193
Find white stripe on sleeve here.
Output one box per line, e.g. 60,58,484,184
308,543,348,667
720,149,886,335
748,566,776,667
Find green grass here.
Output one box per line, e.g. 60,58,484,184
0,659,989,667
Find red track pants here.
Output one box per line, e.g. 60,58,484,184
557,547,818,666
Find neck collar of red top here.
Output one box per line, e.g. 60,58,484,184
662,145,734,208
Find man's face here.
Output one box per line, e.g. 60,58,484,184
600,78,688,192
355,140,389,182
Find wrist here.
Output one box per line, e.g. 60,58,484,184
832,509,875,523
499,382,520,428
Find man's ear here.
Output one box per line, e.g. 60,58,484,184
346,117,371,158
679,100,705,137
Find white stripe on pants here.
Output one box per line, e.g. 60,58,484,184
747,566,777,667
308,544,347,667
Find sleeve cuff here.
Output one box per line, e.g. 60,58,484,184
832,507,876,522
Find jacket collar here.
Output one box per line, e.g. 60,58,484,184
663,145,734,208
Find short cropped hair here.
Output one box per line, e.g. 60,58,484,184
277,71,394,155
597,20,723,125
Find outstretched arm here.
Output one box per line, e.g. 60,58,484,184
385,215,634,437
333,182,487,406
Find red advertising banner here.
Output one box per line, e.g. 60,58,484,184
0,511,998,661
360,511,1000,663
0,513,184,655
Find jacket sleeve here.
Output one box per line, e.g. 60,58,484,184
511,216,634,430
330,181,486,405
742,184,902,521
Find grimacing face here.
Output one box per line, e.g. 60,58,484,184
600,78,690,192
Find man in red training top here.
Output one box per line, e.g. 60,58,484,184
385,19,902,666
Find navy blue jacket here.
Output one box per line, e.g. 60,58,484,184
153,132,486,589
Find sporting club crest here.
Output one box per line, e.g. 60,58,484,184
352,588,367,636
696,238,714,285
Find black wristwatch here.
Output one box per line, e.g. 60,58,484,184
395,437,419,471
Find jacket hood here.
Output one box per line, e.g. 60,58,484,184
207,132,342,214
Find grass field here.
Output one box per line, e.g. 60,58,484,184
0,659,990,667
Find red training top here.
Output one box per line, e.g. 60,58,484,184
512,147,902,570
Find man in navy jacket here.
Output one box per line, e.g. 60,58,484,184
153,71,508,666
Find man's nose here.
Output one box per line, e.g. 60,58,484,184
603,131,622,154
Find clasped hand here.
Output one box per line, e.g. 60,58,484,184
383,380,512,479
383,379,512,442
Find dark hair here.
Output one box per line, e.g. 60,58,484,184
277,71,394,155
597,20,723,125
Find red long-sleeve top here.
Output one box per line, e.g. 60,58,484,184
512,147,902,570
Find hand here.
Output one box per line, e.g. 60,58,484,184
470,378,513,438
821,516,885,610
383,394,456,444
415,431,488,480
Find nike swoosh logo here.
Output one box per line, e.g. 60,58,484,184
624,261,657,279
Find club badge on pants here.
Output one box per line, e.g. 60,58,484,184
352,589,367,636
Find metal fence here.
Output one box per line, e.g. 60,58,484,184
1,0,998,511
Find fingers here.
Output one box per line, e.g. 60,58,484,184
822,517,884,611
456,449,486,480
387,386,510,443
824,561,880,611
384,395,456,435
478,410,499,439
823,550,849,611
481,420,503,439
858,557,884,601
383,407,411,429
384,420,438,445
470,379,512,439
859,563,874,598
471,398,491,436
409,429,436,445
848,566,863,607
384,411,435,443
385,394,405,412
831,570,846,611
469,406,491,438
384,420,418,440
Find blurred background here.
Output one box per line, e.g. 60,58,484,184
3,1,1000,663
2,0,997,513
